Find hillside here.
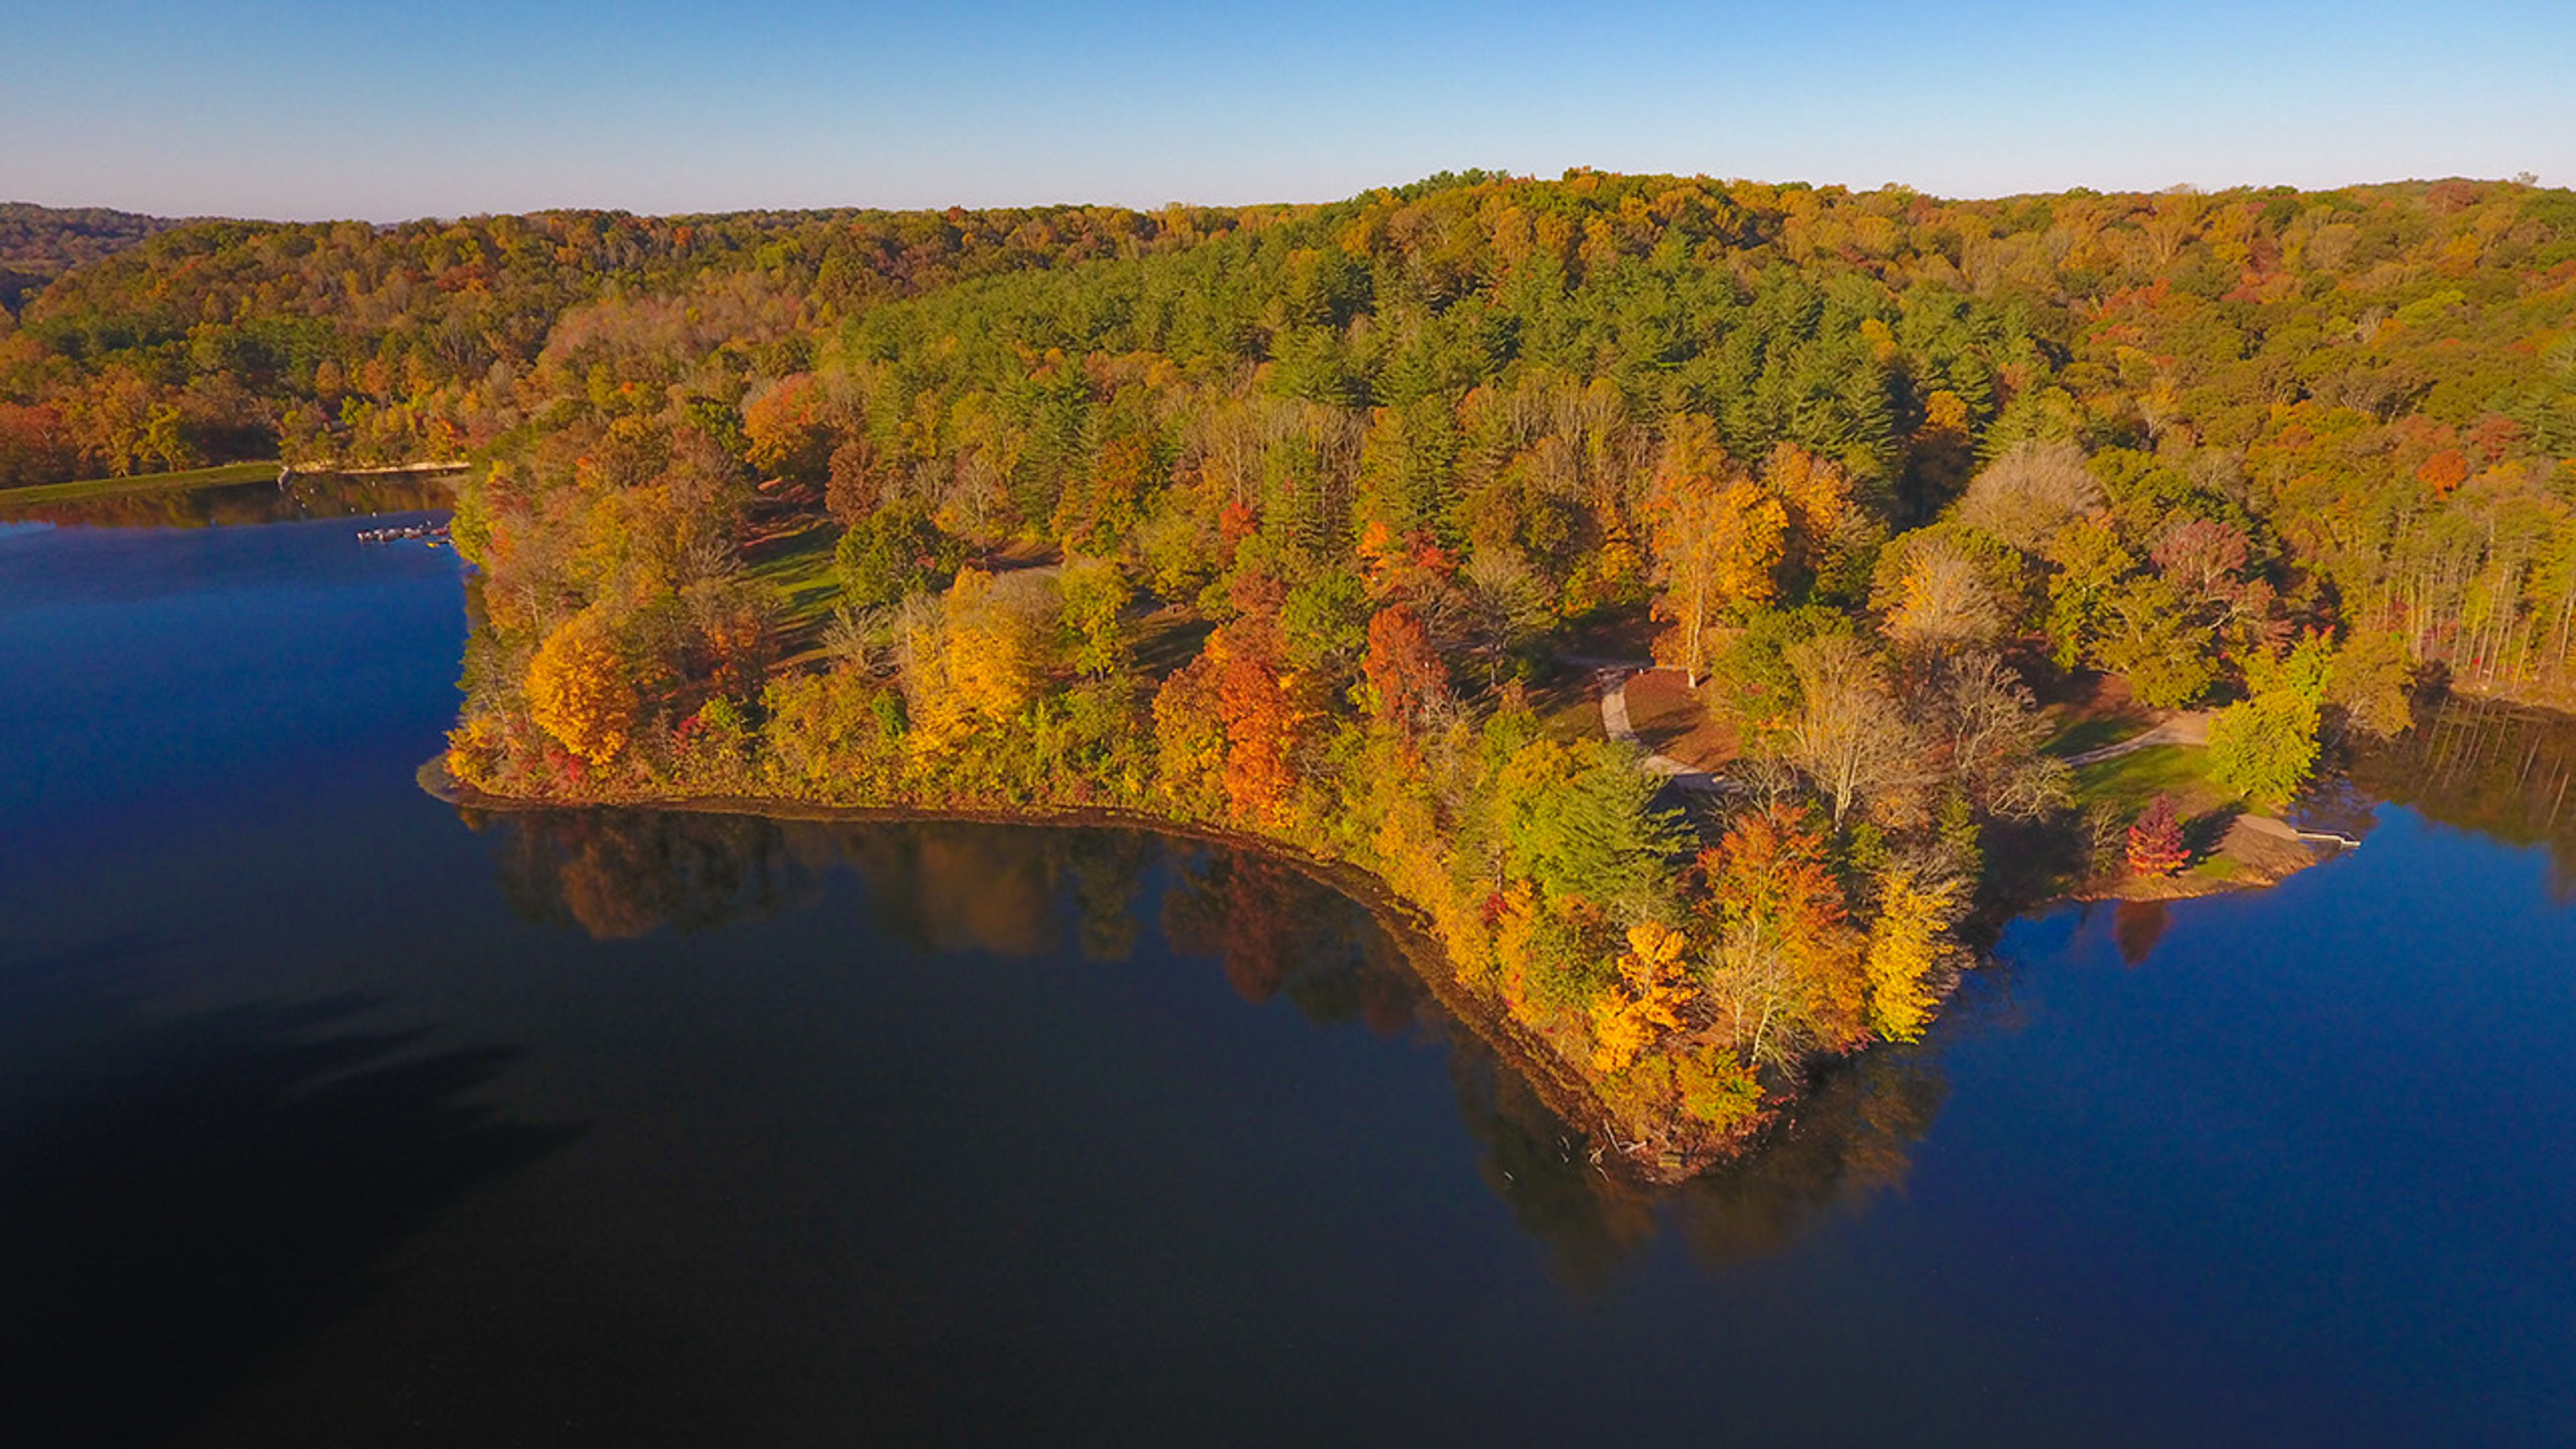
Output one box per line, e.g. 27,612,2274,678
0,202,182,313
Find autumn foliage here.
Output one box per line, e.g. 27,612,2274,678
1210,621,1299,828
138,168,2576,1177
1362,603,1444,729
2127,794,2190,877
526,611,638,770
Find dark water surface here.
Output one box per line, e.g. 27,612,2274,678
3,503,2571,1447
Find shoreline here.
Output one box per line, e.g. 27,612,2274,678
417,755,2355,1177
419,752,2362,1181
2063,811,2355,904
419,757,1747,1184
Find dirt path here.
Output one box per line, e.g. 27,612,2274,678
2062,711,2213,766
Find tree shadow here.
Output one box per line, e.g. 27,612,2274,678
0,941,581,1448
2183,801,2244,861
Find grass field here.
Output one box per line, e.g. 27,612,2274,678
0,460,282,506
747,519,845,644
2072,743,2229,818
2044,708,2152,758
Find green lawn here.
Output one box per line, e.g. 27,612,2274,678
747,519,844,643
2072,743,2230,818
2190,853,2246,882
2045,708,2151,757
0,460,280,506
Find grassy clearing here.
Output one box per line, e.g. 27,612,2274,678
747,519,843,642
1525,665,1609,745
0,460,280,506
2073,743,2229,818
2036,669,2153,756
2045,708,2152,757
1130,606,1214,682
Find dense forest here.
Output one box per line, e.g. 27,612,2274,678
12,170,2576,1169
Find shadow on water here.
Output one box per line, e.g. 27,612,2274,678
466,805,1953,1288
0,936,580,1449
476,806,823,939
472,807,1429,1038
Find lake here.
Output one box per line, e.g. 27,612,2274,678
3,492,2570,1447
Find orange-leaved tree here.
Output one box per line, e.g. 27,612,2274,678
526,608,639,771
1762,441,1854,579
1210,620,1299,828
1362,602,1445,731
741,372,830,482
1697,807,1870,1071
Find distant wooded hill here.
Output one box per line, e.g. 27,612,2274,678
0,203,184,312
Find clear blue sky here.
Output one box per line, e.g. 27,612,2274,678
7,0,2571,220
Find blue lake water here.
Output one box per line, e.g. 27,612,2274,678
2,500,2569,1446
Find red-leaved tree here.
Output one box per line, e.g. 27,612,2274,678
2127,794,2189,877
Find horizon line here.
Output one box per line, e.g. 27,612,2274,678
4,167,2557,230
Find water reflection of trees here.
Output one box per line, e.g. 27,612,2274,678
1446,1036,1949,1291
1668,1044,1947,1266
2112,900,2171,965
478,808,1424,1008
478,808,822,939
2354,701,2576,898
1161,851,1426,1034
472,806,1951,1279
0,474,453,528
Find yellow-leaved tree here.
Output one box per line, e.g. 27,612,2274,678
1886,537,2003,656
1864,871,1955,1042
1762,441,1852,576
1150,651,1227,816
900,567,1054,763
1645,416,1786,684
526,610,638,769
1590,919,1698,1075
943,567,1045,724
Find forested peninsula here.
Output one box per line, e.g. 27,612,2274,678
12,172,2576,1173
